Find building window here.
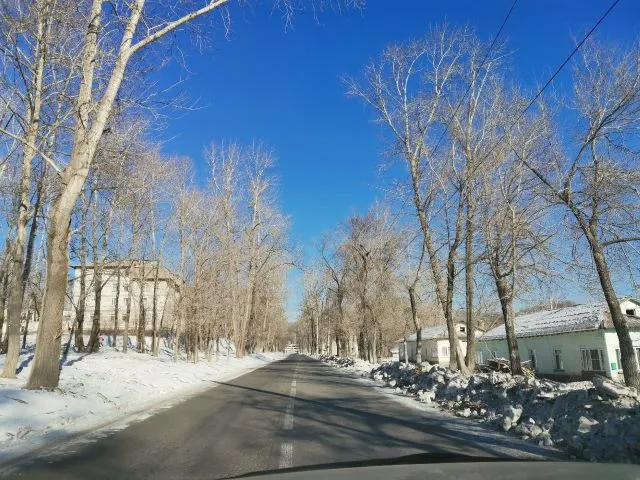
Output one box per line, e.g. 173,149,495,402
441,346,449,357
430,347,438,358
476,350,483,365
581,349,604,371
625,309,636,316
528,349,537,370
616,348,640,370
554,349,563,371
491,351,497,359
459,325,466,333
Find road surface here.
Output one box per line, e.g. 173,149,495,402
2,355,559,479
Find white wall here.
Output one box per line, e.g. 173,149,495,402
480,329,612,379
401,338,469,367
67,268,179,331
604,329,640,382
620,299,640,317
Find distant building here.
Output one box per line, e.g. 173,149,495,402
63,260,182,334
480,299,640,381
399,323,485,366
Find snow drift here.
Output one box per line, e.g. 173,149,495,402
319,355,640,463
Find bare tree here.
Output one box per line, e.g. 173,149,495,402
346,25,490,373
518,39,640,388
480,120,554,373
23,0,249,388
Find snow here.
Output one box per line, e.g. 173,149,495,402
405,324,453,341
0,338,284,463
481,303,607,340
319,356,640,463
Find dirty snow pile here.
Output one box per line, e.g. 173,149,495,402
314,354,377,377
0,345,283,462
323,357,640,463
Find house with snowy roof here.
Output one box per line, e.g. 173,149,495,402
399,323,485,366
479,299,640,382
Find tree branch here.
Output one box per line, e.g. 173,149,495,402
0,127,62,174
129,0,231,55
602,237,640,247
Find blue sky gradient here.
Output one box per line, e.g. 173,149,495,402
155,0,640,320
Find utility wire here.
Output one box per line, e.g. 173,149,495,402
433,0,621,210
478,0,622,165
428,0,519,161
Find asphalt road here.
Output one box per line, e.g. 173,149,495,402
3,355,560,479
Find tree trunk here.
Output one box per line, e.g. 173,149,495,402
2,175,32,377
402,338,408,364
22,307,31,350
2,9,48,379
0,271,8,352
21,171,45,306
408,285,421,364
88,188,102,352
496,278,522,374
0,240,13,351
445,258,460,370
137,261,146,353
589,239,640,388
75,195,89,352
124,293,131,353
174,222,186,361
151,262,159,356
465,201,476,371
26,0,135,389
25,204,73,389
371,327,377,364
113,261,121,347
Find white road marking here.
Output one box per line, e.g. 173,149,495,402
278,442,293,469
283,378,296,429
283,399,294,430
279,363,298,468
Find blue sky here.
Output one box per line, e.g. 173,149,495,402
156,0,640,320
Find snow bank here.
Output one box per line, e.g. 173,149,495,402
319,356,640,464
313,354,377,376
0,344,284,462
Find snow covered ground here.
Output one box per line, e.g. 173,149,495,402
0,338,284,463
317,355,640,463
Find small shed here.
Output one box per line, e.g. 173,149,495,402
400,323,483,366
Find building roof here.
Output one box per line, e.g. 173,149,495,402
481,301,640,341
405,323,465,341
71,260,183,286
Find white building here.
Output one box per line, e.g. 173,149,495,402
399,323,484,366
479,299,640,381
64,260,182,334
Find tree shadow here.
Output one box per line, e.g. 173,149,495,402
15,354,34,375
1,355,566,480
60,354,91,368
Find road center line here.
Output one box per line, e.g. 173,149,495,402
279,364,298,468
278,442,293,469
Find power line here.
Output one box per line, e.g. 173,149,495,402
428,0,519,161
479,0,622,165
433,0,621,209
